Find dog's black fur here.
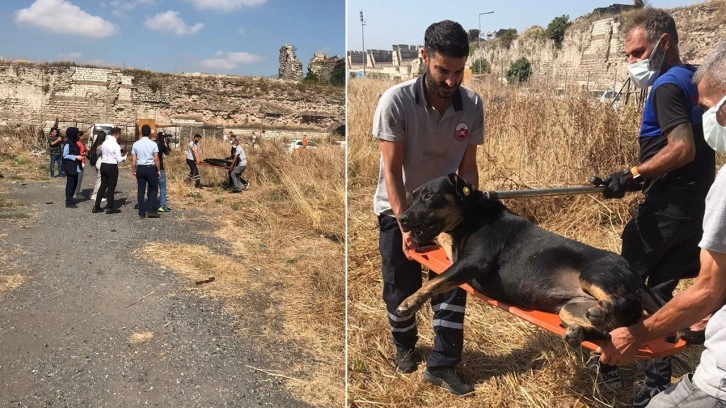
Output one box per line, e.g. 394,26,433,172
397,173,660,346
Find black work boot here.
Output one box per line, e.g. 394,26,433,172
424,366,474,396
395,347,421,374
92,206,103,213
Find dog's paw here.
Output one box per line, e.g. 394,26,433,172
396,296,422,319
586,306,606,326
677,328,705,345
597,300,614,314
564,325,584,348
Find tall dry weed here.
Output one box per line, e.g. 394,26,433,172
347,77,702,407
0,125,59,180
160,137,346,407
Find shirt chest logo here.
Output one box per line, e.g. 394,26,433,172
454,122,470,141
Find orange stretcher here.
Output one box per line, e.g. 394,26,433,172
407,246,688,359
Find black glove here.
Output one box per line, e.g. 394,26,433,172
602,169,642,199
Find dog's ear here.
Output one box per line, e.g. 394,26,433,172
447,173,473,201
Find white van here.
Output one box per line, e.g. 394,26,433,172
85,123,115,147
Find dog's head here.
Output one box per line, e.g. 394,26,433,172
399,173,475,244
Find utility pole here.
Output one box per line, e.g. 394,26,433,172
478,11,494,62
360,10,366,76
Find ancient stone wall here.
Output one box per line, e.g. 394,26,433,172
475,2,725,90
307,53,344,83
0,61,344,132
278,44,303,81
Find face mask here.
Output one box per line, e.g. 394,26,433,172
627,38,664,88
703,95,726,152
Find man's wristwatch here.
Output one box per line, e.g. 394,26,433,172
629,166,642,181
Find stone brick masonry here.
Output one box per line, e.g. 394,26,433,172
0,60,344,132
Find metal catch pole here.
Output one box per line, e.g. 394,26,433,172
483,176,606,199
484,185,605,200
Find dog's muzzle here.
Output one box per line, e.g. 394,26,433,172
400,213,440,244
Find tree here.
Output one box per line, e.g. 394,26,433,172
506,57,532,84
546,15,570,46
303,71,320,84
330,64,345,87
497,28,518,49
471,58,491,74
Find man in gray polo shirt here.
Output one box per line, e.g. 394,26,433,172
373,20,484,396
131,124,160,219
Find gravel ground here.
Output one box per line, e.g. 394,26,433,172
0,169,314,407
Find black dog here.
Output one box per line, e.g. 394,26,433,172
396,173,659,346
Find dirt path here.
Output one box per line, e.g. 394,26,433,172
0,169,313,407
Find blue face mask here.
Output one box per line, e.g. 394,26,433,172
627,37,664,88
703,95,726,152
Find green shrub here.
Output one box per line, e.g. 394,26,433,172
546,15,571,46
497,29,518,49
506,57,532,84
330,64,345,87
471,58,491,74
304,71,320,84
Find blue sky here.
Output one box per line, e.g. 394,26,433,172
346,0,706,52
0,0,344,77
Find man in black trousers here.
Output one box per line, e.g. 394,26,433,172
131,124,160,219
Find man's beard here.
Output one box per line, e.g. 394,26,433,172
424,64,460,99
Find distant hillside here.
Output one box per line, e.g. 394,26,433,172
474,1,725,90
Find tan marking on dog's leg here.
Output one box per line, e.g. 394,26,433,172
396,276,461,318
435,233,454,262
580,279,616,304
579,278,620,316
560,299,610,346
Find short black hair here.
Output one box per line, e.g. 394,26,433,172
424,20,469,59
141,124,151,136
110,127,122,136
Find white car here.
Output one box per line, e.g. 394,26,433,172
287,139,318,152
85,123,115,147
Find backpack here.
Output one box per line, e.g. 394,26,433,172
87,148,99,166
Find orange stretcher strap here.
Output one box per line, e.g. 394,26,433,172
407,246,687,359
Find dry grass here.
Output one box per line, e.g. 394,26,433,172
0,125,50,181
347,77,703,407
129,331,155,344
0,274,26,294
142,138,345,407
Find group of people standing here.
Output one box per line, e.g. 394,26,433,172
50,125,171,217
373,9,726,407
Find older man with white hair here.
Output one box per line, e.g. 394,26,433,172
598,40,726,407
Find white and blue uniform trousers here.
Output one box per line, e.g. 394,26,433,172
378,214,466,369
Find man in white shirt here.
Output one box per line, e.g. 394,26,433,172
229,139,249,193
92,127,127,214
131,125,160,219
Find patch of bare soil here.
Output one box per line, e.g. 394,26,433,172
0,168,322,407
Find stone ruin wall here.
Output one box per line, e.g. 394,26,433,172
0,62,344,133
307,52,344,82
278,44,303,82
476,1,725,90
